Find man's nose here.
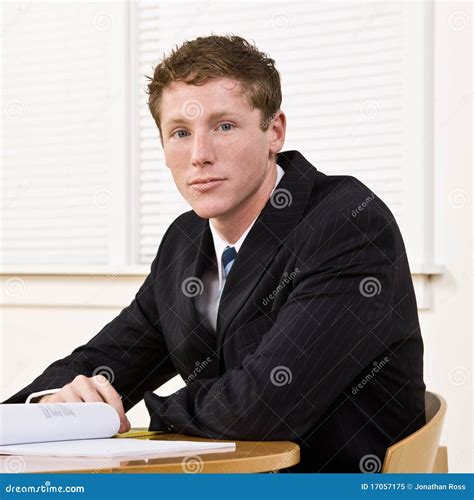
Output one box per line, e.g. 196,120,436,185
191,132,214,167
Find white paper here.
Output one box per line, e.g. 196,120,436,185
0,438,236,458
0,403,120,446
0,455,121,473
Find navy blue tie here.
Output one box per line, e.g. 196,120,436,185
222,246,237,279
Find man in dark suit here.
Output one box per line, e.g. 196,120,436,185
3,35,425,472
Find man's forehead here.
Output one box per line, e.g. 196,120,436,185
161,78,254,127
162,76,246,103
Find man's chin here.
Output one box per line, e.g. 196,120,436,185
192,203,231,220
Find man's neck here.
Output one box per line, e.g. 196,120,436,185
210,165,277,244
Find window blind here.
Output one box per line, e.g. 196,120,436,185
134,1,434,268
2,2,129,266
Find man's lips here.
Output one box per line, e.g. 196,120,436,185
189,177,225,185
189,178,226,192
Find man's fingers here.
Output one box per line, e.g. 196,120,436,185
91,375,130,433
40,375,131,433
56,383,83,403
74,380,107,404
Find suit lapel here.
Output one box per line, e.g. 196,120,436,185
178,220,220,364
216,150,317,352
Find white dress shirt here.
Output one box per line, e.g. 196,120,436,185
26,163,285,403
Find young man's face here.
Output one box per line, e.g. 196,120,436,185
159,76,285,221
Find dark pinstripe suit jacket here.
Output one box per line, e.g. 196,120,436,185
4,150,426,472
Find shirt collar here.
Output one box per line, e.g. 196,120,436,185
209,163,285,289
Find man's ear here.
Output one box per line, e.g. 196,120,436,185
159,128,164,149
269,110,286,157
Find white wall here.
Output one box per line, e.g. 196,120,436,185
415,0,472,474
1,1,472,472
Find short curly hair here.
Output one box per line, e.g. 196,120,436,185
145,34,282,141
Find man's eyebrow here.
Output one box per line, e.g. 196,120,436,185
163,111,241,128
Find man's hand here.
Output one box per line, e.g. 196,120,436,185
38,374,131,433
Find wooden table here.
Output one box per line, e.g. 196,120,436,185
0,428,300,473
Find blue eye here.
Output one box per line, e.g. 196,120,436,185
219,123,234,132
173,130,189,139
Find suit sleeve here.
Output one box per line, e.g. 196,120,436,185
144,202,402,439
3,251,177,412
